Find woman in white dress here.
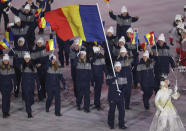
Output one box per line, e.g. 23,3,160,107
149,76,185,131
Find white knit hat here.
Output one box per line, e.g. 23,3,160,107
120,46,127,53
114,61,121,68
119,36,126,43
158,33,165,42
107,26,114,34
93,46,100,53
37,37,44,44
3,54,10,61
184,5,186,9
24,4,31,11
14,16,21,23
175,14,183,21
24,52,31,59
73,38,81,46
80,51,86,55
127,27,133,33
143,50,149,58
18,37,25,43
121,6,127,13
49,54,56,60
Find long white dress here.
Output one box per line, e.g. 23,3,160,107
149,87,185,131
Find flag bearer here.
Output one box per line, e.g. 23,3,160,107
21,52,40,118
32,37,49,101
75,50,92,113
151,33,176,93
0,54,16,118
69,39,81,98
45,54,66,116
91,46,106,110
109,5,139,38
117,46,133,110
106,61,127,129
137,51,156,110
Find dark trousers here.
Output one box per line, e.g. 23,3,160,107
76,86,90,110
14,68,22,97
37,71,46,101
71,65,77,97
0,86,12,114
108,98,125,127
124,82,132,108
46,87,61,114
22,86,35,114
94,81,102,107
154,74,161,94
0,10,9,31
142,86,153,109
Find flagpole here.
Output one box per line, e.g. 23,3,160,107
96,3,121,93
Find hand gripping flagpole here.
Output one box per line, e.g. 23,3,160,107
96,3,121,94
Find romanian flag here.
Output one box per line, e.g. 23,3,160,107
104,0,110,3
45,5,105,42
46,38,56,52
130,32,138,45
35,8,42,17
141,42,147,52
0,38,10,50
0,0,9,3
5,31,13,42
38,17,50,28
144,32,156,46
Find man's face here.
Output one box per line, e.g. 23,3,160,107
18,41,24,47
119,42,124,47
120,52,126,57
107,32,113,37
115,66,121,72
37,42,43,47
28,0,32,4
122,12,127,16
24,9,30,14
80,53,86,59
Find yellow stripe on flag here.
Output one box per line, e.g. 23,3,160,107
5,32,9,42
0,41,8,49
61,5,86,41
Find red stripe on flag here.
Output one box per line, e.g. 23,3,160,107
45,8,74,41
46,41,50,52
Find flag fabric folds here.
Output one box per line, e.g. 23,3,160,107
46,38,56,52
0,0,9,3
45,5,105,42
130,32,138,45
141,42,147,52
38,17,50,29
104,0,110,3
0,38,10,50
35,8,42,17
144,32,156,46
5,31,14,42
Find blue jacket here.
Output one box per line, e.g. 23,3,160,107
91,53,106,84
0,64,16,90
117,56,133,84
45,65,66,90
75,59,92,87
151,43,175,75
106,72,127,101
21,64,40,90
109,12,138,38
31,46,49,73
136,58,156,87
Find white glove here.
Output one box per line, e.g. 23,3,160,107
8,23,14,28
8,2,12,8
158,105,164,112
174,85,178,93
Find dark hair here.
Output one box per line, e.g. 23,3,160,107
1,63,12,70
22,61,35,72
145,59,151,67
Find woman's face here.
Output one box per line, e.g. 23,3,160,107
80,53,86,59
51,59,56,64
3,60,9,65
25,58,30,63
120,52,126,57
107,32,113,37
37,42,43,47
18,41,24,46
